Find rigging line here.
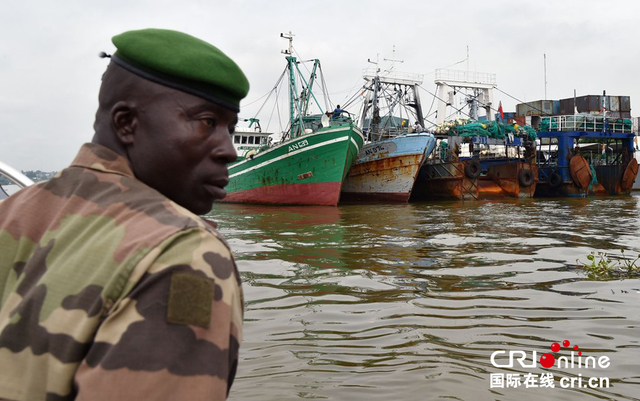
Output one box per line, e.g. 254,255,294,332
420,107,439,128
334,76,368,99
438,56,469,71
252,68,288,118
318,62,331,112
424,87,437,122
292,46,317,78
264,83,281,134
342,80,373,110
417,83,473,120
434,81,521,121
417,56,470,78
439,81,500,114
340,84,367,110
241,91,271,108
494,86,546,114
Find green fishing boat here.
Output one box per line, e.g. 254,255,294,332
223,33,364,206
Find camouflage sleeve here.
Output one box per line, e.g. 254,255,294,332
73,227,243,401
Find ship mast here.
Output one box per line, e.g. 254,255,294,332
280,32,297,137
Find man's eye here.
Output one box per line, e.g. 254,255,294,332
201,118,215,127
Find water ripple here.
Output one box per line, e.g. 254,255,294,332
210,197,640,401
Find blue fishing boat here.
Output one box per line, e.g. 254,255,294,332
535,114,638,197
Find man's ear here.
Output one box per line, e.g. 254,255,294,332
110,101,137,145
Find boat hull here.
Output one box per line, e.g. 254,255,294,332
223,125,363,206
412,159,537,201
535,162,636,197
341,133,436,202
632,149,640,191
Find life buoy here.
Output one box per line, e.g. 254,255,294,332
244,150,257,160
464,160,481,179
548,171,563,188
621,158,638,190
518,169,534,187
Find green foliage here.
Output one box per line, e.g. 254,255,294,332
578,249,640,279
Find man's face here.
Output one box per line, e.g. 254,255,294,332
128,88,238,215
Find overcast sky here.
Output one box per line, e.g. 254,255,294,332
1,0,639,172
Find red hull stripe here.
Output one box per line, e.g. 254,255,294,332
221,182,342,206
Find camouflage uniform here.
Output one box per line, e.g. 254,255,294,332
0,143,243,401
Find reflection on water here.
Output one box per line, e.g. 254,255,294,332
209,197,640,401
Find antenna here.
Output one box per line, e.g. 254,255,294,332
465,46,470,81
544,53,548,100
280,31,294,55
367,53,380,74
383,45,403,71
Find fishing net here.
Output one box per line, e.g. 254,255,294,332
437,119,537,140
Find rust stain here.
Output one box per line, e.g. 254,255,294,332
298,171,313,180
415,161,537,201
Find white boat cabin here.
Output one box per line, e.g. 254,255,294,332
232,130,272,159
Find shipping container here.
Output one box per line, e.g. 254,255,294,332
516,100,554,116
609,96,620,111
574,96,588,112
514,116,526,127
495,112,516,120
621,96,631,112
559,98,575,115
559,95,631,114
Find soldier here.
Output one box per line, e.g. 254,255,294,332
0,28,248,400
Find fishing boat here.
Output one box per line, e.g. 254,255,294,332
412,120,538,201
534,114,637,197
222,33,364,206
340,65,436,202
231,118,273,161
409,68,538,201
634,139,640,190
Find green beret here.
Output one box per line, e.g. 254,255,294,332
111,28,249,112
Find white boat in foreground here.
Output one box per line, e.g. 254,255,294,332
0,160,34,199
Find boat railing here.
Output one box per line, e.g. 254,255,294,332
362,68,424,86
434,69,496,86
425,137,526,164
539,115,633,134
365,126,412,141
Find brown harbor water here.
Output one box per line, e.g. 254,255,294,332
208,196,640,401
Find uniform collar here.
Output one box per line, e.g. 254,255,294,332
69,143,220,227
70,143,135,178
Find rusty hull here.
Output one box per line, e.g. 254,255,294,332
341,154,425,202
481,163,538,199
412,160,537,201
